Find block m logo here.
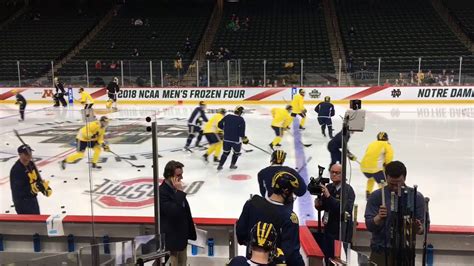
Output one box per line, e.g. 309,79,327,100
42,89,54,98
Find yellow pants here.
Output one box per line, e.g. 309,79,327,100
65,141,102,164
206,142,223,159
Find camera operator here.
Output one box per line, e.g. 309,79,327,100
364,161,425,265
314,163,355,242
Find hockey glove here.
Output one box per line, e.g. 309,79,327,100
102,144,111,152
242,136,249,144
348,152,357,161
217,132,224,140
37,180,53,197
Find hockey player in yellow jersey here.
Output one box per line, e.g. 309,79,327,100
79,88,94,119
269,105,292,150
60,116,110,170
203,108,226,163
360,132,394,199
290,88,307,130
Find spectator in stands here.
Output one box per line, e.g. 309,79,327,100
110,42,115,49
95,60,102,70
223,48,231,60
151,31,158,40
384,79,391,86
234,17,241,31
347,51,353,73
440,69,448,86
417,70,425,85
360,61,369,80
425,70,435,85
281,79,287,86
205,50,214,60
144,18,150,27
449,70,455,84
110,61,118,70
160,160,196,266
349,25,355,36
184,37,192,53
242,17,250,30
409,71,416,85
132,48,139,57
131,18,135,25
231,13,236,21
32,12,40,21
398,73,406,86
175,52,183,72
134,18,143,26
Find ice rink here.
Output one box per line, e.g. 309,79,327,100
0,102,472,227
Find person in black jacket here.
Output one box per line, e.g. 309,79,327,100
106,77,120,110
327,130,356,168
159,160,196,266
10,145,52,214
217,106,248,170
53,77,67,107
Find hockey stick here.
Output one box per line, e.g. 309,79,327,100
108,150,146,168
286,130,312,147
13,129,28,147
247,142,271,155
295,156,313,173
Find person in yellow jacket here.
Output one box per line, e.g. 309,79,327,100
79,87,95,119
60,116,110,170
202,108,226,163
360,132,394,199
290,88,307,130
269,105,292,150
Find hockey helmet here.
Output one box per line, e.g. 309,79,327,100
271,171,299,194
324,96,331,102
249,221,277,252
285,105,292,112
299,89,305,95
234,106,244,115
113,77,119,83
54,77,59,83
377,132,388,141
100,116,110,127
199,101,206,107
271,150,286,164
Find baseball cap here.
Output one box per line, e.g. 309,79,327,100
17,144,34,154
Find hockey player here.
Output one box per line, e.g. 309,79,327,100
184,101,208,151
360,132,394,199
236,171,305,266
290,88,307,130
61,116,110,170
327,130,357,168
217,106,248,170
53,77,67,107
202,108,226,163
79,87,94,119
314,96,335,138
269,105,292,150
228,221,286,266
106,77,120,109
13,90,27,122
258,150,306,199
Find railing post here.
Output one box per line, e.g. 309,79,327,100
458,56,463,85
300,59,304,87
160,60,164,87
377,57,381,86
263,60,267,87
51,60,55,87
17,61,21,87
120,60,124,87
150,60,153,87
85,61,89,87
338,58,342,86
196,60,199,87
418,57,422,73
207,60,210,87
227,60,231,87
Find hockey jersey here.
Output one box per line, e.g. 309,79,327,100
360,140,394,173
203,113,224,134
77,121,106,144
291,94,305,114
188,107,208,126
218,114,246,143
314,102,335,118
271,108,292,128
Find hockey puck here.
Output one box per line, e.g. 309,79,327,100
39,170,42,173
61,206,65,209
5,142,9,146
63,180,67,183
50,175,54,177
5,210,9,213
146,126,151,132
137,169,141,172
10,205,14,208
145,116,151,122
62,211,66,214
74,177,78,180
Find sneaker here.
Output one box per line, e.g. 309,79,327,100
213,157,220,163
92,163,102,169
217,165,223,171
60,160,66,170
230,164,238,169
202,154,208,162
269,143,274,151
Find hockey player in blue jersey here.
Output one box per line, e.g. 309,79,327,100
217,106,249,170
314,96,335,138
258,150,307,199
184,101,208,151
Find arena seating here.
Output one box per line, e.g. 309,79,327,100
210,0,334,86
336,0,473,82
58,1,212,86
0,1,109,84
443,0,474,40
0,0,24,23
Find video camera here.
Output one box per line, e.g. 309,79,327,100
307,165,330,196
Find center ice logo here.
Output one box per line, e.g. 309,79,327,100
86,178,204,209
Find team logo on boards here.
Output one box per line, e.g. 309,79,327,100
309,89,321,99
86,178,204,209
391,89,402,98
42,89,54,98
